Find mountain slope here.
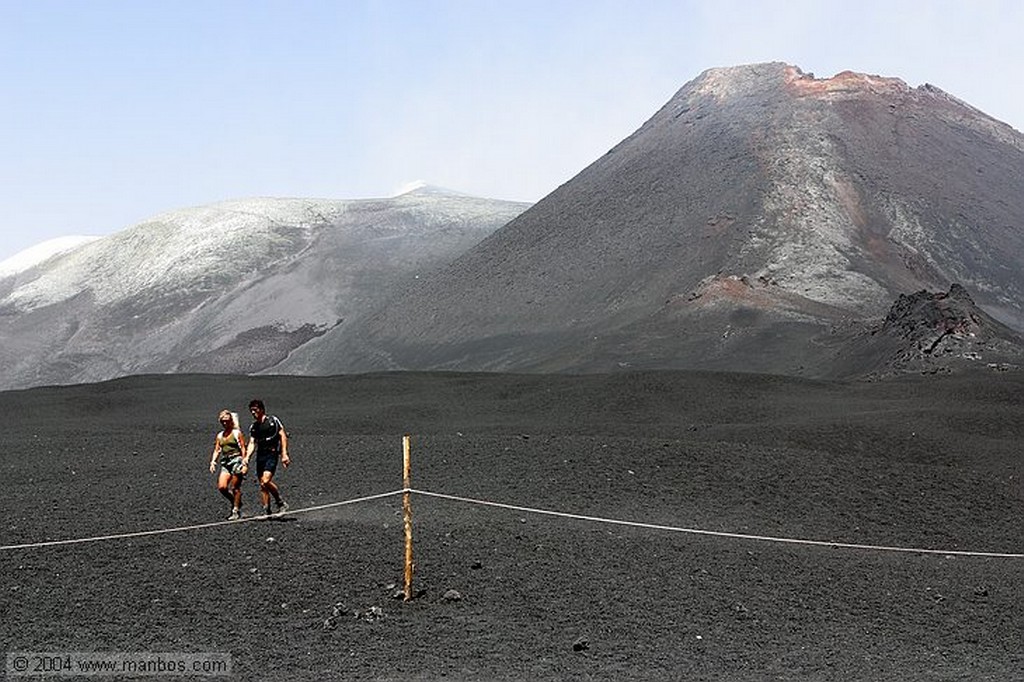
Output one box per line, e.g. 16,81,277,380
0,188,528,389
292,63,1024,377
0,236,102,278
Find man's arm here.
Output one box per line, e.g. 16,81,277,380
279,423,290,467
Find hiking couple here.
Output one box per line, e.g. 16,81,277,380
209,399,290,520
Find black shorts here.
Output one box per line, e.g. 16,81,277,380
256,453,279,477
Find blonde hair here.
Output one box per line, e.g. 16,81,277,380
218,410,240,430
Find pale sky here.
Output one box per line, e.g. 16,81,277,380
2,0,1022,263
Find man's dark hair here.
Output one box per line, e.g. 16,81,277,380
249,399,266,412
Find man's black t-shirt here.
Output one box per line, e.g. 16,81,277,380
249,415,284,457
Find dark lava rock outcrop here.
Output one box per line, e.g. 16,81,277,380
841,284,1024,377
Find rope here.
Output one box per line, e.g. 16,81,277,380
0,489,405,551
2,486,1020,559
408,488,1024,559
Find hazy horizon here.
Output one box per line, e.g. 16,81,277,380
3,0,1022,262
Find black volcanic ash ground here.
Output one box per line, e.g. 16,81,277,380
1,371,1021,681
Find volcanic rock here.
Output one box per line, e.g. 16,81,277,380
836,283,1024,377
293,62,1024,378
883,283,992,354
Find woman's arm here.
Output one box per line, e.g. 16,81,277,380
209,436,221,473
236,429,249,473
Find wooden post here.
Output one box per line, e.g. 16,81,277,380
402,434,414,601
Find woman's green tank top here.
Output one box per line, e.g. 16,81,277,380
218,430,242,458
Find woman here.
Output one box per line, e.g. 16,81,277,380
209,409,248,520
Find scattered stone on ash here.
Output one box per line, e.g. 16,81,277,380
322,602,345,630
572,636,590,652
360,605,385,622
443,589,462,602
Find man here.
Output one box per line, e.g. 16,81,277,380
244,398,290,517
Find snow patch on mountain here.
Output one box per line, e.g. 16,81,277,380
2,198,351,311
0,236,101,277
0,189,529,389
2,191,525,315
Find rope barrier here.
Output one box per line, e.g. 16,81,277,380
1,486,1020,559
408,488,1024,559
0,489,405,551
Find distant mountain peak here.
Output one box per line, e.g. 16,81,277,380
317,62,1024,378
393,181,469,198
686,62,1021,143
682,62,887,97
693,62,957,105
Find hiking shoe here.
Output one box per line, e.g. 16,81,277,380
275,501,289,516
227,509,240,521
